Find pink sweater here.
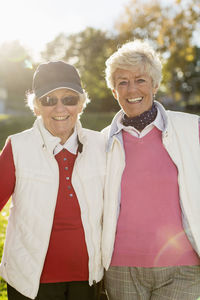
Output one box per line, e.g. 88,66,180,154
111,128,200,267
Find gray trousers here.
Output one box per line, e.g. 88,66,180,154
105,266,200,300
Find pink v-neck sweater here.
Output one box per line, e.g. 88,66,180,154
111,128,200,267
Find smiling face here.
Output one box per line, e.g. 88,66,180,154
113,68,158,118
35,88,83,144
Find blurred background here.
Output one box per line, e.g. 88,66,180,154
0,0,199,148
0,0,200,297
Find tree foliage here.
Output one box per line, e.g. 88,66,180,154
42,27,120,112
115,0,200,103
0,0,199,114
0,41,34,111
41,33,69,62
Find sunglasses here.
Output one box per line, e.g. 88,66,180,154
39,95,80,106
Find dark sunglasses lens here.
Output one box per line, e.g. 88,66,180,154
62,96,79,106
40,97,57,106
39,95,79,106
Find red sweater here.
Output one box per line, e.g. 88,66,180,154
0,140,89,282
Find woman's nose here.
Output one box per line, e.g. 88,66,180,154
128,81,137,92
54,99,66,110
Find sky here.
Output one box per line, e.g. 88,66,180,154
0,0,197,61
0,0,131,59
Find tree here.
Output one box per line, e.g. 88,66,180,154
41,33,69,62
41,28,120,112
115,0,200,104
0,41,34,111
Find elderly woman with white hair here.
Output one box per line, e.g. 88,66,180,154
102,40,200,299
0,61,105,300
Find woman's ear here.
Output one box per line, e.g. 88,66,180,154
112,89,118,101
78,103,84,114
33,99,41,116
153,85,159,95
34,106,41,116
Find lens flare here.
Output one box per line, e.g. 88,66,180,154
154,231,188,266
24,59,33,69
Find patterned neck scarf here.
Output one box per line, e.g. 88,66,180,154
122,102,157,131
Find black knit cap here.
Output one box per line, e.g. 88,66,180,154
32,61,83,98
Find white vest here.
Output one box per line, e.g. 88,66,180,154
102,104,200,269
0,118,106,299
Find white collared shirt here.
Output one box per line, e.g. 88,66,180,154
53,127,78,155
116,106,165,138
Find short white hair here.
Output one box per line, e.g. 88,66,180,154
105,39,162,90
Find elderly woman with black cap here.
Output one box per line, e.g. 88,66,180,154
0,61,105,300
102,40,200,300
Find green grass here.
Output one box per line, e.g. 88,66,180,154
80,111,115,131
0,113,35,150
0,115,10,121
0,201,10,300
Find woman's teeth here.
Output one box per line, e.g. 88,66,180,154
53,116,68,120
127,97,143,103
